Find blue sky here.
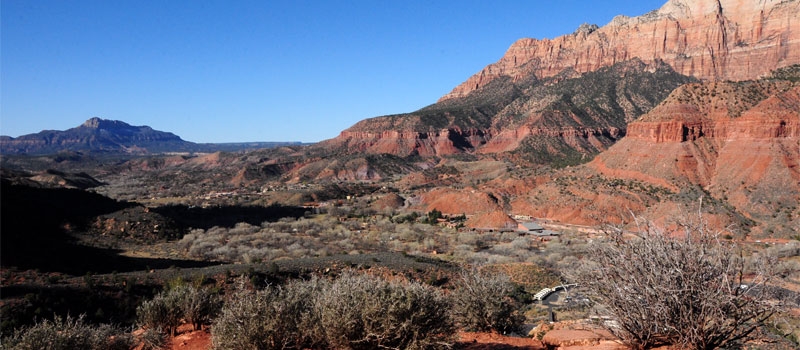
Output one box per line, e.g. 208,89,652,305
1,0,665,143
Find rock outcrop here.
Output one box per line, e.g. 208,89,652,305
440,0,800,101
420,188,503,215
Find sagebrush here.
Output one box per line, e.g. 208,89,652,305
212,273,454,350
0,314,134,350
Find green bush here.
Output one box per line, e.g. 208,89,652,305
171,285,222,331
0,314,134,350
451,269,524,334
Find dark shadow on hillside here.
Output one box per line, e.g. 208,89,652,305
2,240,219,275
1,282,157,332
151,204,306,230
0,180,220,274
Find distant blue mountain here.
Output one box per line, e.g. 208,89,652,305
0,117,306,154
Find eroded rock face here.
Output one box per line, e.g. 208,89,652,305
420,188,503,216
465,210,518,230
440,0,800,101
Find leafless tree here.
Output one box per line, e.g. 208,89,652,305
570,212,778,350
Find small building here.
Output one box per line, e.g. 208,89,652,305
517,222,562,237
517,222,544,234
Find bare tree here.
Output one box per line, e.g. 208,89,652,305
571,213,778,350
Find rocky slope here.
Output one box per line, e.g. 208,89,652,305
0,168,104,190
441,0,800,101
513,66,800,236
324,59,695,161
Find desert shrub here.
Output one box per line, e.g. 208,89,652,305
316,273,454,350
0,314,134,350
137,284,220,336
138,328,169,350
171,285,221,330
212,273,454,350
571,216,778,350
451,269,524,334
179,213,560,264
212,277,326,350
136,290,182,336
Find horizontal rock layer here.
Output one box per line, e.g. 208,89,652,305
627,119,800,142
331,126,626,156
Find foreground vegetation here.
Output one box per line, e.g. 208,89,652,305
573,216,782,349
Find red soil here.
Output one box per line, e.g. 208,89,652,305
134,325,210,350
154,328,554,350
457,332,545,350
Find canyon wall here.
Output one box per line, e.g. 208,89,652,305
441,0,800,101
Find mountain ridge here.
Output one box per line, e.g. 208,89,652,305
320,0,800,162
0,118,306,155
323,59,697,160
440,0,800,101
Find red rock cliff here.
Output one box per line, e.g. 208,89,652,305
586,79,800,233
440,0,800,101
626,81,800,142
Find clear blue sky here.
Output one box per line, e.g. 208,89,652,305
1,0,665,143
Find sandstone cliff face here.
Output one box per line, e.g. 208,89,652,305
504,68,800,236
323,0,799,167
441,0,800,101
